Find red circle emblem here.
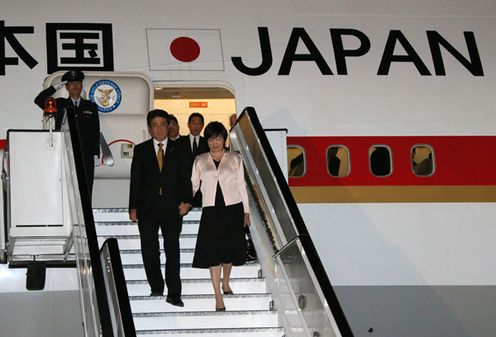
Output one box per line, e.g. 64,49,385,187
170,37,201,62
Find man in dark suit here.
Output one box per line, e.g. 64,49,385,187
177,112,209,160
167,114,181,141
34,70,100,195
177,112,208,206
129,109,192,307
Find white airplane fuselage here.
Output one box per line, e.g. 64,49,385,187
1,1,496,336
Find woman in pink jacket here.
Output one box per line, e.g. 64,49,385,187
191,121,250,311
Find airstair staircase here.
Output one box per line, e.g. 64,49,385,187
94,207,285,337
2,106,352,337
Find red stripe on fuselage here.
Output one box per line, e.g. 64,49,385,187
287,136,496,186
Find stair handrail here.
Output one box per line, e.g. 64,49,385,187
272,234,309,260
230,107,354,337
1,148,9,263
100,238,136,337
61,107,117,337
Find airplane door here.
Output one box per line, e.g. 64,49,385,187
41,71,154,207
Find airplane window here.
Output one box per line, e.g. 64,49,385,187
411,145,434,176
327,146,350,177
369,146,392,177
288,146,305,177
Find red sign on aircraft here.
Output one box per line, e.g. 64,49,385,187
189,102,208,108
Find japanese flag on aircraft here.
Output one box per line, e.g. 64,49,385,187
146,29,224,71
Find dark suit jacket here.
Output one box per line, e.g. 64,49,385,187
176,135,209,164
34,86,100,157
129,138,193,219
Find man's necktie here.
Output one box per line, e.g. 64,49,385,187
157,143,164,171
192,137,198,155
74,100,78,108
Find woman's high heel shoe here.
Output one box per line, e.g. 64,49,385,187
222,287,233,295
215,306,226,311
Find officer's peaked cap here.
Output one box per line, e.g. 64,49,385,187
62,70,85,82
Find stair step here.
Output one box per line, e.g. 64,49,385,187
93,208,128,212
119,250,195,265
133,310,279,331
130,293,272,313
136,327,284,337
123,263,261,280
126,278,267,296
93,209,202,222
119,250,255,267
95,221,199,236
93,209,131,222
98,236,197,250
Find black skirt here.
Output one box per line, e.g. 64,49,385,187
192,184,247,268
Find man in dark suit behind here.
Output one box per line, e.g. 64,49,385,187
177,112,209,206
177,112,209,160
129,109,192,307
34,70,100,195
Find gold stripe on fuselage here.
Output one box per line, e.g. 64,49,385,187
290,186,496,203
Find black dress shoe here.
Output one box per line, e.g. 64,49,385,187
166,296,184,307
150,291,163,297
215,306,226,312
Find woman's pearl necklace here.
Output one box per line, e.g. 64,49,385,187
210,149,225,160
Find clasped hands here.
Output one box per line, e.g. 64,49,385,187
178,202,192,216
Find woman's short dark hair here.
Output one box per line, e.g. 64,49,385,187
147,109,169,127
204,121,228,142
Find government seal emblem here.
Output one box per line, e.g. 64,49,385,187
89,79,122,113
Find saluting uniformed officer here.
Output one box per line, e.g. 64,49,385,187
34,70,100,196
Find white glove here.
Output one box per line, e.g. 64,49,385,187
53,81,67,90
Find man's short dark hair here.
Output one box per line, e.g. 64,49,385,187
168,114,179,125
188,112,204,124
204,121,228,143
147,109,169,127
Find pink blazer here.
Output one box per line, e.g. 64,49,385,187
191,151,250,213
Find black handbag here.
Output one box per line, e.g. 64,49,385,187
245,227,257,262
